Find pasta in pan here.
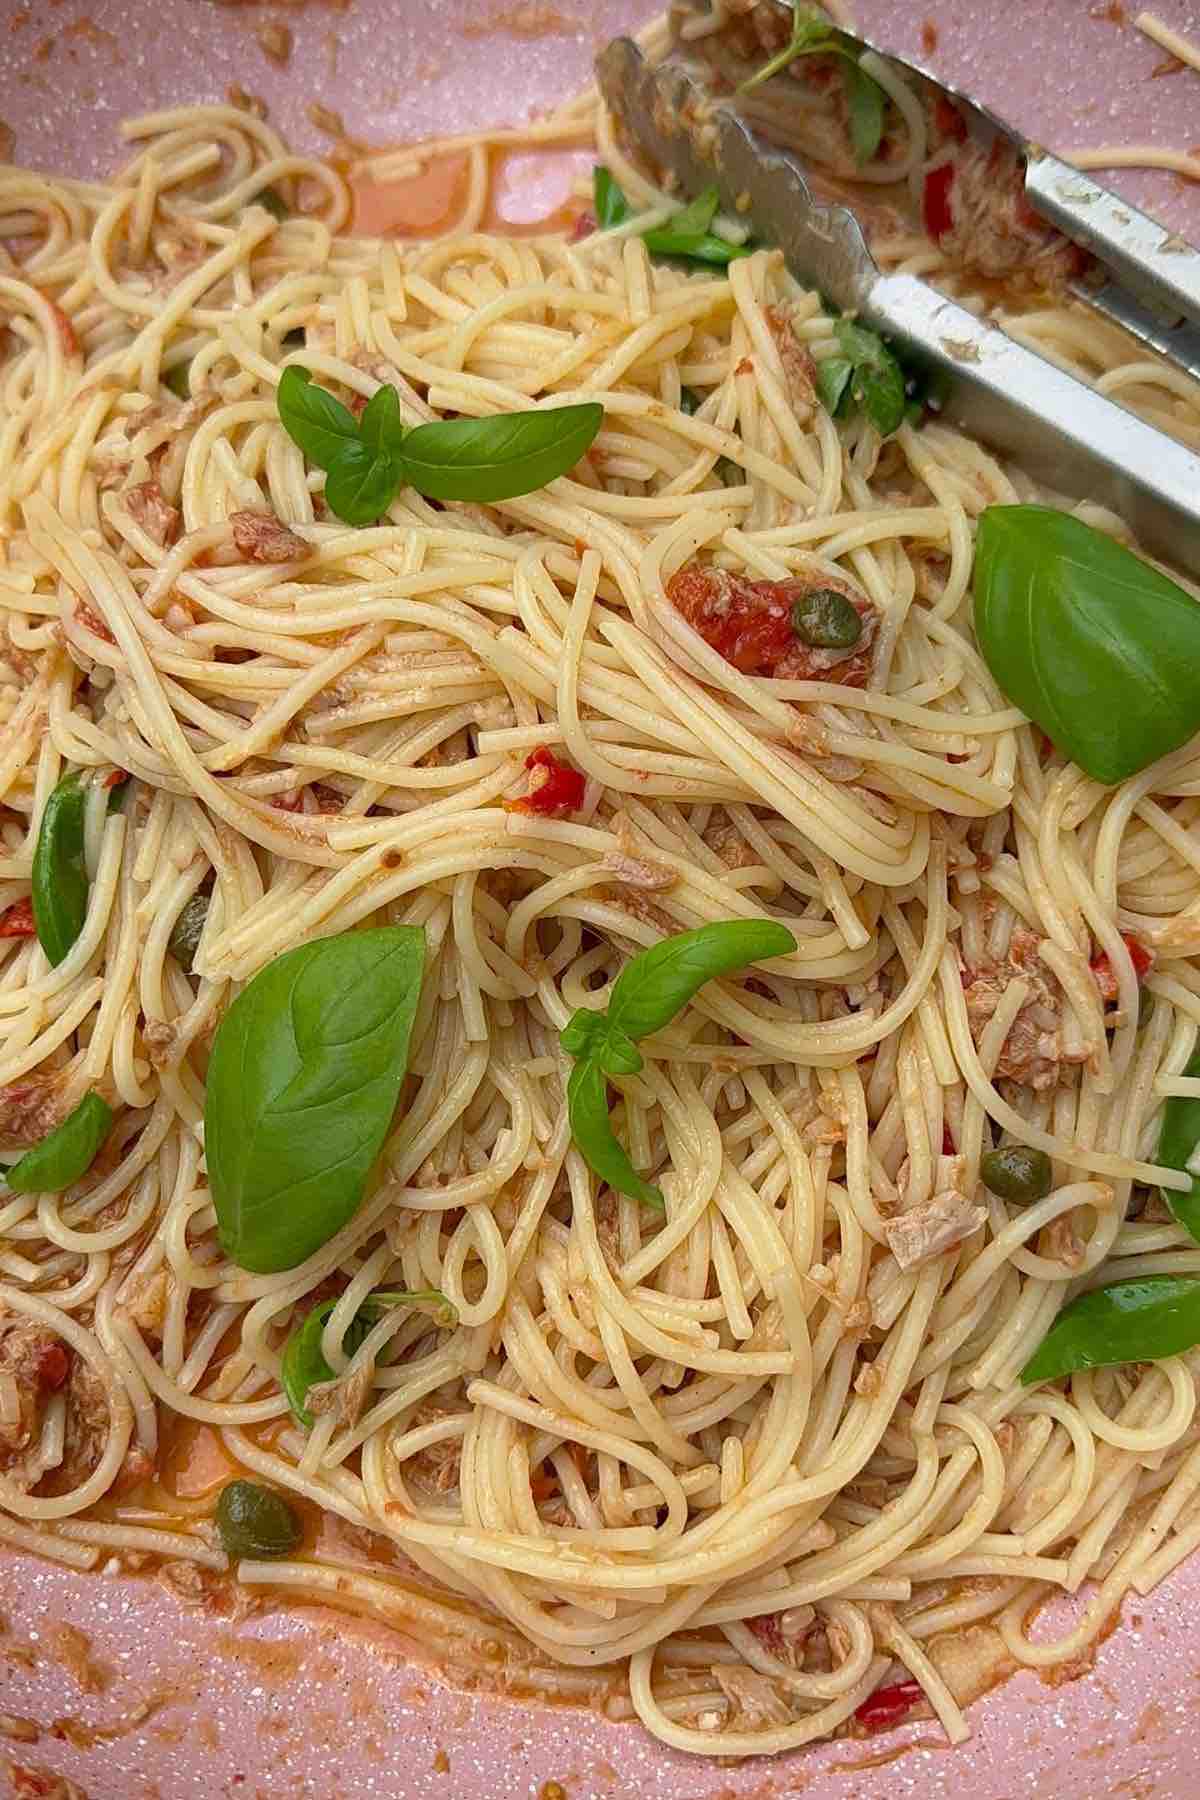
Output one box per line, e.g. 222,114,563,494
2,10,1200,1759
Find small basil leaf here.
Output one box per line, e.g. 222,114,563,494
974,506,1200,785
276,365,362,471
835,320,905,436
206,926,426,1273
32,771,89,967
255,186,289,221
324,440,404,526
606,919,796,1043
1159,1047,1200,1243
397,403,603,504
596,1025,643,1078
815,356,853,416
561,1009,610,1060
567,1057,664,1211
842,59,886,164
738,3,836,91
358,383,406,457
1022,1274,1200,1384
283,1288,455,1427
5,1093,114,1194
593,166,631,229
168,893,210,975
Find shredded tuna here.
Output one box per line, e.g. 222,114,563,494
404,1402,465,1494
122,480,180,547
0,1072,74,1151
306,1354,375,1431
667,563,878,684
884,1189,987,1270
764,303,817,412
0,1312,71,1480
600,849,678,891
116,1265,174,1339
159,1561,260,1621
711,1665,793,1729
962,928,1092,1090
1039,1213,1086,1270
9,1765,89,1800
230,509,309,563
745,1604,815,1667
57,1356,110,1494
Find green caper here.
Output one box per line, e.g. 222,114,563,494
1138,987,1155,1030
980,1144,1053,1205
215,1480,302,1560
168,893,210,975
790,588,863,650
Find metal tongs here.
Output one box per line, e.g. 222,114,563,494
596,12,1200,580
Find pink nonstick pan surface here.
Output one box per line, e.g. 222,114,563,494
4,3,1200,1796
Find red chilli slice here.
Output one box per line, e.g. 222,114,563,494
922,162,955,238
0,896,36,939
1091,933,1154,1003
508,748,585,818
36,1342,70,1393
854,1676,924,1731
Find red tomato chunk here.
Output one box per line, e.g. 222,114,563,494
666,564,877,684
0,896,36,939
1091,933,1154,1003
855,1676,924,1731
509,747,586,817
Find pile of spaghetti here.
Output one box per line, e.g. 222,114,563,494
2,32,1200,1763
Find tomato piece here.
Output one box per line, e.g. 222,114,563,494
529,1465,557,1502
855,1676,924,1730
1091,933,1154,1003
923,162,955,238
942,1123,956,1155
36,1341,70,1392
509,747,586,818
934,96,967,142
0,896,36,939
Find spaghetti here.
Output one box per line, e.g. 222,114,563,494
2,16,1200,1762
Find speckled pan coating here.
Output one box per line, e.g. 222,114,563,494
2,2,1199,1794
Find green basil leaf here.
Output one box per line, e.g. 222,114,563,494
1159,1047,1200,1243
974,506,1200,785
842,59,886,163
206,926,426,1273
168,893,210,975
324,440,404,526
32,772,89,967
561,1009,610,1061
281,1287,454,1427
642,230,752,268
596,1024,643,1078
593,166,631,229
835,320,905,436
396,403,603,504
1021,1274,1200,1384
359,383,406,458
815,355,853,416
255,186,289,221
5,1093,114,1194
606,919,797,1043
738,2,837,91
276,365,362,471
567,1057,664,1211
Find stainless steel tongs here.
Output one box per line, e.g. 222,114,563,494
596,15,1200,581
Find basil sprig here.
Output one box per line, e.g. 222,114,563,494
590,169,752,269
1022,1274,1200,1384
815,319,906,436
282,1288,455,1427
32,772,90,968
738,1,888,164
974,507,1200,785
276,367,602,525
561,920,796,1208
206,927,425,1273
1158,1047,1200,1244
4,1093,114,1194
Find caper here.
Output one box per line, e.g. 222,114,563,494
1138,987,1155,1030
168,893,210,975
790,588,863,650
215,1480,302,1560
980,1144,1053,1205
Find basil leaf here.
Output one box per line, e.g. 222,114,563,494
1022,1274,1200,1384
282,1288,454,1427
567,1057,664,1211
32,772,89,967
593,166,631,229
974,506,1200,785
560,1009,611,1061
396,403,603,504
276,365,362,470
835,320,905,436
5,1093,114,1194
324,440,404,527
1159,1047,1200,1243
642,230,752,268
358,383,406,457
606,919,796,1043
815,355,853,416
206,926,426,1273
738,2,837,91
842,59,886,163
